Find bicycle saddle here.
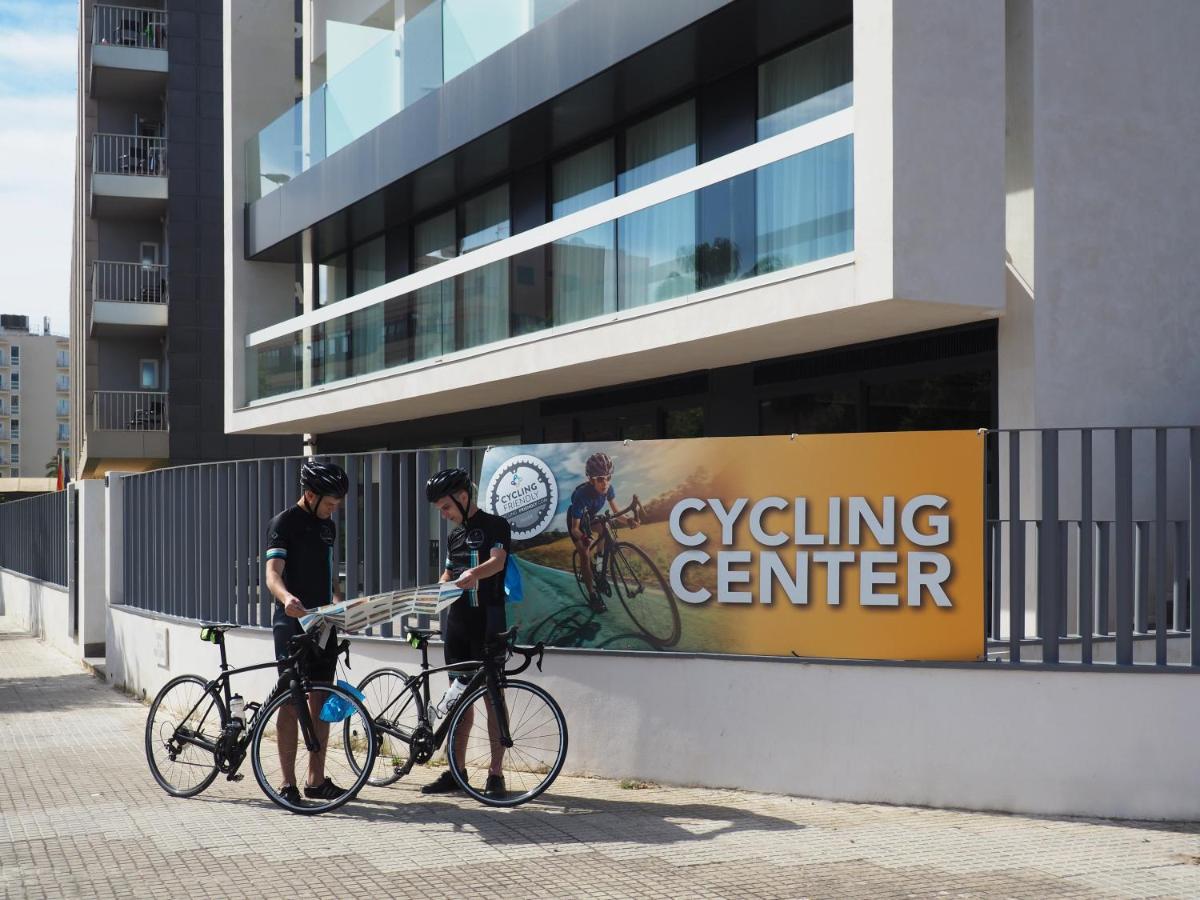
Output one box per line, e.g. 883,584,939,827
406,628,438,643
199,622,240,633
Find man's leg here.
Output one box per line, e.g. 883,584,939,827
306,685,331,787
276,704,298,787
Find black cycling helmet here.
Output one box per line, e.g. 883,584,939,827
426,467,473,520
585,452,614,478
300,458,349,502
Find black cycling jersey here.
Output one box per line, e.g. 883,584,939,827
443,509,511,676
265,505,337,625
444,509,511,609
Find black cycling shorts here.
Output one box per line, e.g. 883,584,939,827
443,605,493,682
273,617,338,683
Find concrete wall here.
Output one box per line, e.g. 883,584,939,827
0,570,74,659
1000,0,1200,429
106,603,1200,821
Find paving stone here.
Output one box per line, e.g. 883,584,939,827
1,618,1198,899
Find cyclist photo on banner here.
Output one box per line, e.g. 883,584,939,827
263,459,349,805
478,442,685,653
423,467,512,800
568,452,639,613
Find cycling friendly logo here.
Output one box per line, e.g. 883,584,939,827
485,454,558,540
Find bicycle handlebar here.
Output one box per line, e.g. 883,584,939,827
586,494,644,528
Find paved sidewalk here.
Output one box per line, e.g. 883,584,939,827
1,620,1198,900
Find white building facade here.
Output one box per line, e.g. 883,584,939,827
222,0,1200,451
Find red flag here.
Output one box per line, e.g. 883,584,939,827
56,450,64,491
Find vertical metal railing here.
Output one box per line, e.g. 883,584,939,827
91,4,168,50
92,261,168,304
119,447,491,630
90,390,168,431
986,427,1198,668
91,134,167,176
0,491,68,587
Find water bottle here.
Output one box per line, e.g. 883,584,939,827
229,694,245,731
434,680,466,719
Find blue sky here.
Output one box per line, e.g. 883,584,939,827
0,0,76,336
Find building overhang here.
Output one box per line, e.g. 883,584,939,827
228,261,1003,436
89,45,168,99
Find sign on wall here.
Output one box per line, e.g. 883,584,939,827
480,431,984,661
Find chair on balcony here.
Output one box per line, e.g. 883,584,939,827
127,400,164,430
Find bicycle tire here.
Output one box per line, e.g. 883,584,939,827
250,682,376,815
446,679,568,808
145,674,226,798
570,547,592,606
346,667,424,787
612,542,681,648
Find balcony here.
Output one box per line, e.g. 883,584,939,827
90,261,168,336
90,134,167,219
87,389,169,461
89,4,168,99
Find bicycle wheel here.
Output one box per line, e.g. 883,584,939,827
250,682,376,815
145,674,225,798
446,679,568,808
346,667,424,787
611,543,681,648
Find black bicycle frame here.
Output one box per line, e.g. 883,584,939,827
173,632,325,758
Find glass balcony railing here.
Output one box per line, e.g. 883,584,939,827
246,0,580,202
246,127,854,403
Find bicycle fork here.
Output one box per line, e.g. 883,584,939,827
485,671,514,749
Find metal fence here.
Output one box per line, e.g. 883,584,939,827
115,429,1200,669
985,427,1198,667
91,390,168,432
92,134,167,177
92,261,168,304
92,4,168,50
0,490,69,587
121,448,487,635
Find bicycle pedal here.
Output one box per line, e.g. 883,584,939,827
227,773,244,782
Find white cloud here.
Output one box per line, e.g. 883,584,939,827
0,91,74,334
0,31,75,75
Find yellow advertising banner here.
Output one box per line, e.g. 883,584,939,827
480,431,985,661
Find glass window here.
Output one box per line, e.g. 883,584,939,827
760,390,859,435
9,346,19,365
457,184,510,351
866,371,992,432
58,424,69,441
10,373,18,389
56,349,68,367
318,253,348,307
10,395,17,411
57,398,69,416
10,419,19,438
618,101,697,307
350,236,387,377
139,359,159,390
755,135,854,273
56,375,69,391
552,139,616,326
410,209,457,361
757,27,853,140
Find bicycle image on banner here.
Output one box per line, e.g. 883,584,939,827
479,433,985,661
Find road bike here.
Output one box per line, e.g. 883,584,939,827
572,496,681,648
144,622,376,815
348,626,567,808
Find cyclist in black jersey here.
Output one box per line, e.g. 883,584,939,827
263,459,349,806
421,467,512,799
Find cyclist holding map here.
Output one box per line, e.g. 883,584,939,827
422,467,512,799
568,452,639,613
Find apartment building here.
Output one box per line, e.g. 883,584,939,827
222,0,1200,452
0,316,70,483
71,1,294,480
